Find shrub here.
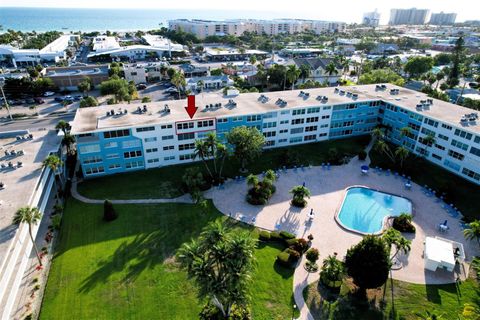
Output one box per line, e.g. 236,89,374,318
286,238,298,247
295,238,309,253
200,302,250,320
141,96,151,103
358,150,367,161
51,214,62,230
307,234,314,241
32,277,39,284
270,231,283,241
276,251,291,266
79,96,98,108
285,248,301,262
306,248,320,263
392,213,416,233
33,284,40,291
107,98,116,105
103,200,118,221
280,231,296,240
24,314,33,320
291,198,307,207
258,230,271,241
12,113,28,119
327,147,340,163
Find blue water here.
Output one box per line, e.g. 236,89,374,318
337,187,412,234
0,7,294,32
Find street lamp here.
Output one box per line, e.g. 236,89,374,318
292,303,297,320
0,78,13,121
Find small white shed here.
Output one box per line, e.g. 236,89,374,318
424,237,456,272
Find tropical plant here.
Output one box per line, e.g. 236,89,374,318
286,64,301,90
103,199,118,221
320,254,344,288
345,235,391,295
325,62,339,77
246,170,276,205
77,78,92,96
171,71,186,99
382,228,412,261
290,185,311,207
394,146,409,169
299,64,311,81
55,120,71,135
374,139,396,163
463,220,480,246
13,206,43,265
177,221,257,319
435,71,445,91
392,213,416,233
61,133,76,155
226,126,265,172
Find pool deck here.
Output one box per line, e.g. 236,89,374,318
205,154,480,319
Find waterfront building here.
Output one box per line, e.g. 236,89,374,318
429,12,457,26
363,10,381,27
389,8,430,25
71,84,480,186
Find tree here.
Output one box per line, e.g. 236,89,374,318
463,220,480,246
435,71,445,91
420,134,436,157
246,174,259,189
285,64,301,90
299,64,311,82
13,206,43,266
290,185,311,207
374,139,396,163
194,140,214,179
177,221,257,318
325,62,339,77
345,235,391,294
404,56,434,79
382,228,411,261
358,69,405,86
448,36,465,87
103,200,118,221
79,96,98,108
249,55,257,65
55,120,71,135
77,78,92,96
197,80,204,96
320,254,344,287
226,126,265,172
394,146,409,169
171,71,186,99
62,133,76,155
141,96,151,103
43,154,64,198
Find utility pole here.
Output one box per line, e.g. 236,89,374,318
0,79,13,121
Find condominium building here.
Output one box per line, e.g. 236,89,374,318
389,8,430,25
362,10,381,27
429,12,457,26
44,65,109,90
71,85,480,185
168,19,346,39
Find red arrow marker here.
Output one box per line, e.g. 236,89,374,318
185,95,198,119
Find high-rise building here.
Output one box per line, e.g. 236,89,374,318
429,12,457,25
389,8,429,25
362,10,381,27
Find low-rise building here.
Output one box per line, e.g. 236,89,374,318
293,58,342,85
179,64,209,77
185,75,234,91
123,62,170,84
44,65,109,90
204,48,268,62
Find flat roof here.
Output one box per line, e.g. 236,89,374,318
0,130,60,267
425,237,455,266
45,65,109,77
70,84,480,135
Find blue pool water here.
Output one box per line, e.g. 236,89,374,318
337,187,412,234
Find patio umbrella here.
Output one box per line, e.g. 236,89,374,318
361,165,369,171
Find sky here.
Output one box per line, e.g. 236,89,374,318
0,0,477,24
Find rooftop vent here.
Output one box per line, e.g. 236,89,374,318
352,93,358,99
339,90,345,95
462,112,479,123
275,98,287,108
258,94,269,103
334,88,339,93
163,104,171,113
375,84,387,90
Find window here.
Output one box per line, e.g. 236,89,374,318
122,140,141,148
475,136,480,144
82,156,102,164
444,159,460,171
124,150,142,159
291,119,304,125
179,143,195,151
470,146,480,158
263,112,277,119
177,122,194,130
162,146,174,151
323,106,331,110
263,131,276,138
307,107,320,114
454,129,473,140
292,109,306,116
108,163,121,170
136,126,155,132
217,118,228,123
125,161,144,169
462,168,480,181
263,122,277,128
103,129,130,139
434,144,445,151
162,135,174,140
246,115,262,122
438,134,449,141
179,154,195,161
318,133,328,137
304,134,316,141
448,150,464,161
265,140,275,146
432,154,442,160
280,120,289,124
104,142,118,148
451,139,469,151
161,124,173,129
146,148,158,153
408,122,420,131
441,123,452,130
321,115,330,119
306,117,319,123
147,158,160,164
197,120,214,128
144,137,157,142
85,166,105,175
423,118,438,128
289,137,302,143
421,128,435,136
79,143,101,154
280,110,290,115
305,126,317,132
279,129,288,134
106,153,119,159
164,156,175,161
178,132,195,141
278,138,288,143
291,128,304,134
231,116,243,122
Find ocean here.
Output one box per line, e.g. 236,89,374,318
0,7,294,32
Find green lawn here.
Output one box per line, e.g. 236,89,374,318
77,136,370,200
369,147,480,220
41,199,296,320
303,278,480,319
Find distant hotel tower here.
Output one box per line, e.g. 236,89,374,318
429,12,457,25
389,8,429,25
362,9,381,27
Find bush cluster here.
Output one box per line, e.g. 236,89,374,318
392,213,415,233
246,182,276,205
256,229,308,268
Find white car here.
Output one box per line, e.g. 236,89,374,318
44,91,55,97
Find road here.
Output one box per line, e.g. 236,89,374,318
0,113,75,132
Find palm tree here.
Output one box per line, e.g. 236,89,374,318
299,64,311,82
171,71,186,100
43,154,64,197
197,79,204,97
286,64,301,90
435,71,445,91
325,62,339,77
383,228,411,261
249,55,257,65
394,146,409,169
62,133,76,155
55,120,71,135
205,132,219,176
216,144,228,180
13,207,43,266
290,185,311,207
463,220,480,246
246,174,259,189
421,134,436,157
193,140,213,179
374,140,396,163
399,126,411,138
321,254,344,285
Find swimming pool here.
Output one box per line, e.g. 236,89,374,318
336,187,412,234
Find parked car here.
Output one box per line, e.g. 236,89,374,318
64,95,74,102
44,91,55,97
73,95,83,101
34,97,45,104
165,86,178,93
26,98,36,104
136,83,147,90
469,82,479,89
54,96,64,102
